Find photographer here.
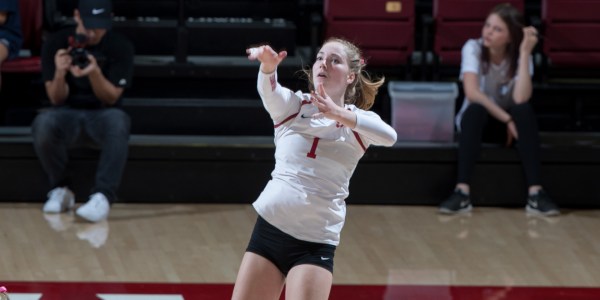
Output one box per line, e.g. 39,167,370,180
33,0,133,222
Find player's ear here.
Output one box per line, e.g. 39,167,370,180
347,72,356,84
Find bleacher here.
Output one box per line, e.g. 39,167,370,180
1,0,599,207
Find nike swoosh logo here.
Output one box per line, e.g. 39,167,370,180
321,256,330,261
92,8,105,15
300,114,311,119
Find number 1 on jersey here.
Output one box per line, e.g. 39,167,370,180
307,137,320,159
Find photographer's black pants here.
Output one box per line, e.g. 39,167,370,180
32,107,131,203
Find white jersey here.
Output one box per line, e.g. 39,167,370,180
253,70,397,246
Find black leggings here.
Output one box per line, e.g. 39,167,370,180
457,103,542,187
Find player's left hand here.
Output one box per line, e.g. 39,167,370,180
310,83,341,119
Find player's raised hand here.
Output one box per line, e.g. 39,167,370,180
246,45,287,73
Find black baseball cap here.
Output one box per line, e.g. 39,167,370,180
78,0,113,29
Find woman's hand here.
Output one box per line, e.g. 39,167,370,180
506,119,518,147
310,83,342,119
310,83,357,128
246,45,287,74
520,26,538,55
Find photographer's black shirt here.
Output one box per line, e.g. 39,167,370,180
42,27,134,109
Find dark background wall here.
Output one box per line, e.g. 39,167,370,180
1,0,599,207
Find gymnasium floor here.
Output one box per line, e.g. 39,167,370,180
1,203,600,299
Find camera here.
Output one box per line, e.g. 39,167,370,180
69,33,90,68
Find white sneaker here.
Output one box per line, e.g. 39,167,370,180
76,193,110,222
43,187,75,213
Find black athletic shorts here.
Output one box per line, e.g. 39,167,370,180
246,216,336,276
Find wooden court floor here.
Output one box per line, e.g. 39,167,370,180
1,202,600,294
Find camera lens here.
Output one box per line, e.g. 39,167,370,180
70,48,90,68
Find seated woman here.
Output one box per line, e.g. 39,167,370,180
439,3,559,216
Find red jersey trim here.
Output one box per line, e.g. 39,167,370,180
273,100,312,128
352,131,367,152
274,113,298,128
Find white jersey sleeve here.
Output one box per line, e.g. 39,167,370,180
353,109,397,147
257,70,305,124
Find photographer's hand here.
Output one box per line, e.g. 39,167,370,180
84,53,124,106
69,54,98,78
46,48,72,105
54,48,72,76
